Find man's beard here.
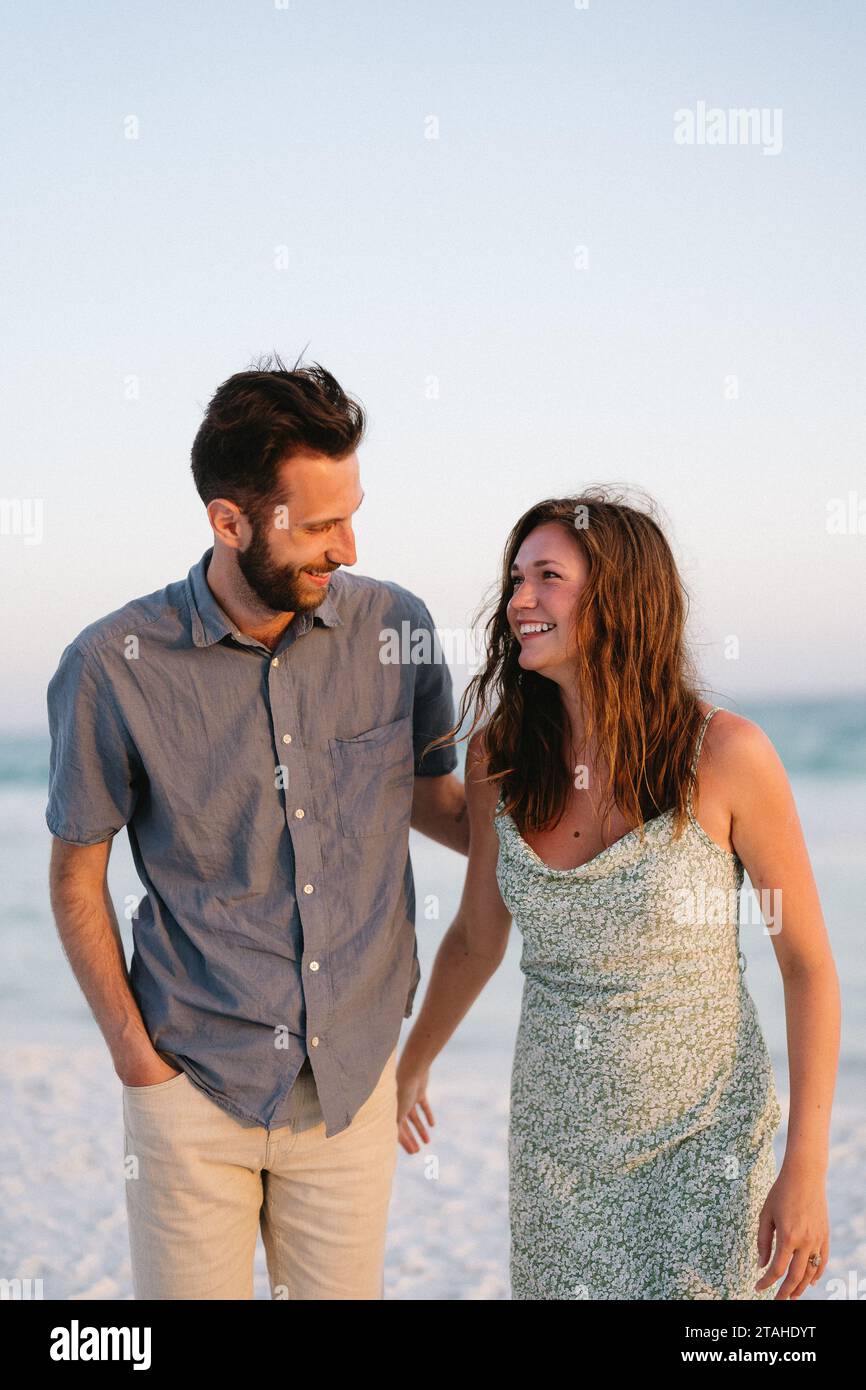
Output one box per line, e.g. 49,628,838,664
236,513,333,614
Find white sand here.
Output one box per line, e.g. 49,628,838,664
1,1042,862,1300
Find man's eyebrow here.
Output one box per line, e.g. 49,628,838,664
304,490,365,527
509,557,560,571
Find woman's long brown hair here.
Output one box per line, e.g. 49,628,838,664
421,486,713,845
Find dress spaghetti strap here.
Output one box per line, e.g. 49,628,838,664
687,705,720,815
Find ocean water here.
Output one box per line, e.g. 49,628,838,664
2,693,864,1109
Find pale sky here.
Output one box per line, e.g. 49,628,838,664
2,0,864,728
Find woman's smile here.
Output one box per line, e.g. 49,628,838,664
516,619,557,641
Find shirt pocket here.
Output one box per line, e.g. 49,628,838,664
328,714,414,837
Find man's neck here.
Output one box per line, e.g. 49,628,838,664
238,615,296,652
205,549,296,651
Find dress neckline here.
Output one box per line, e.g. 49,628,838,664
493,704,739,876
496,799,676,876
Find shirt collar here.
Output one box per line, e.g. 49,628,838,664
185,545,343,648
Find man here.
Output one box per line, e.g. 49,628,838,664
45,355,468,1299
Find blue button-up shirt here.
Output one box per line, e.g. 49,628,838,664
45,546,458,1136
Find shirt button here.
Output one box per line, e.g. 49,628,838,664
271,657,280,667
309,960,319,971
282,734,292,744
311,1037,319,1047
294,808,305,818
303,883,314,894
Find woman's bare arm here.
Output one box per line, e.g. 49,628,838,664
399,728,512,1079
710,713,841,1168
708,712,839,1297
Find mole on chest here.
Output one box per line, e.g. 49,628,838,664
523,808,634,870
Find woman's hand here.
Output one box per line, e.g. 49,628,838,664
397,1053,435,1154
755,1161,830,1298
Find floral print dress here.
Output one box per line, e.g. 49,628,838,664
493,706,782,1300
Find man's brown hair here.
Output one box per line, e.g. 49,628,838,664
190,352,366,520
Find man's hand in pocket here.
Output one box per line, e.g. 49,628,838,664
117,1047,182,1087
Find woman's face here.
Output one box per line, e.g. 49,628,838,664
506,522,588,676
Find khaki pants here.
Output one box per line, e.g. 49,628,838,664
122,1046,398,1299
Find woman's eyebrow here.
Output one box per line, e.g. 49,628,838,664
509,558,560,572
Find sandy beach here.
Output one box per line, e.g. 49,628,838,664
1,1039,862,1300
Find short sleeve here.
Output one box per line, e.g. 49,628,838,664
411,601,459,777
45,643,142,844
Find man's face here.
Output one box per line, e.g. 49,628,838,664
236,450,363,614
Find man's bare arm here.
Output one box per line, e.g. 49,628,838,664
48,836,177,1085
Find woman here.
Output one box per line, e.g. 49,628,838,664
397,489,839,1300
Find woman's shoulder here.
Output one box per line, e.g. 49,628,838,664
466,725,492,778
696,702,787,792
466,726,502,809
